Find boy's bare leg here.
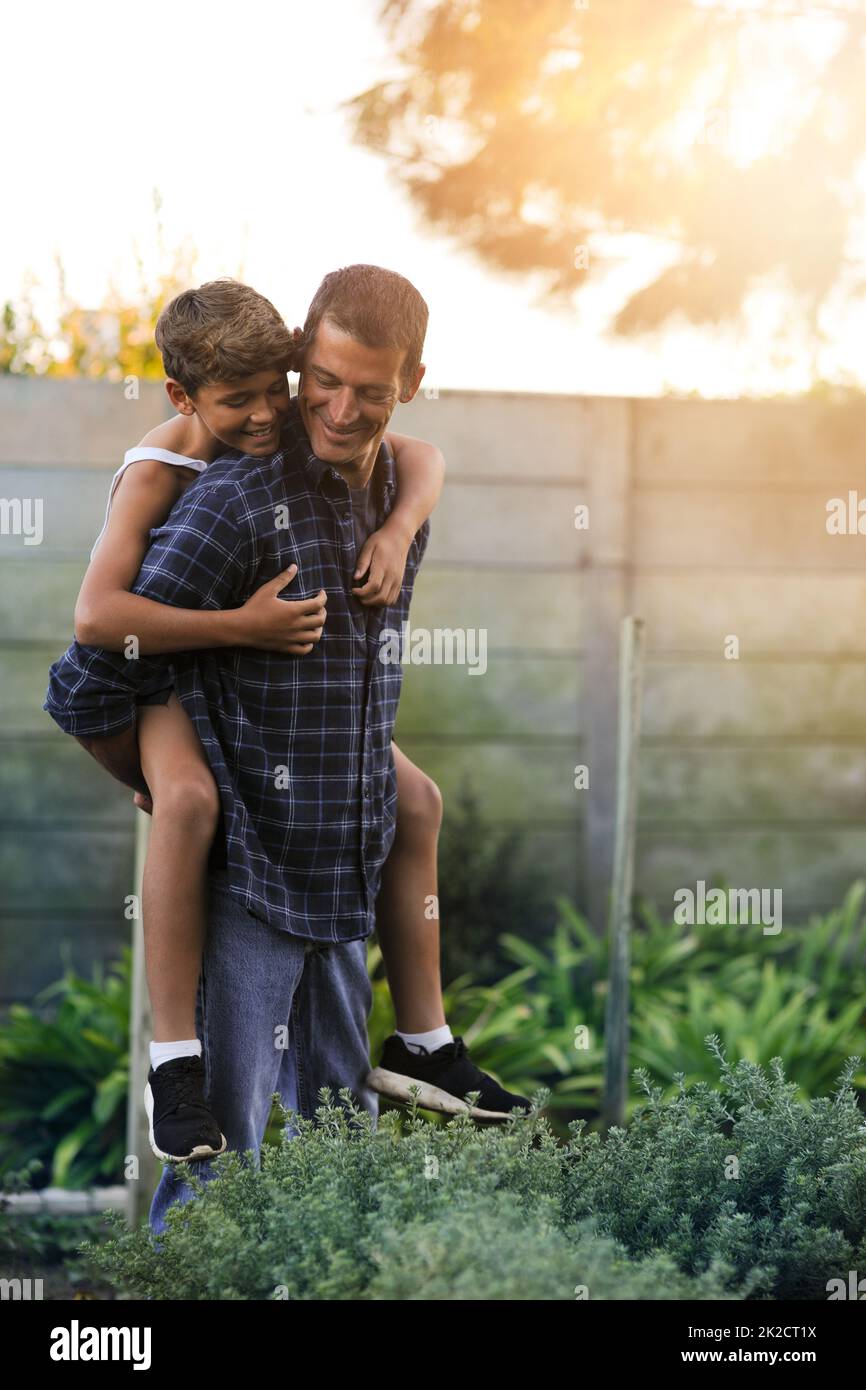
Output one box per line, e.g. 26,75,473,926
375,741,447,1033
74,724,151,798
135,694,220,1041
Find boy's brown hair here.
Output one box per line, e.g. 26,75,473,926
155,278,294,395
301,264,428,394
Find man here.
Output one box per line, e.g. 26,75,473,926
56,265,435,1233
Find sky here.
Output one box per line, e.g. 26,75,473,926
3,0,864,397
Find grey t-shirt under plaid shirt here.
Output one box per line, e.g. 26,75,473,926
43,402,429,945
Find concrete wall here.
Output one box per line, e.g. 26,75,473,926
2,377,866,1006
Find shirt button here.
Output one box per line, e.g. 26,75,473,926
363,785,370,798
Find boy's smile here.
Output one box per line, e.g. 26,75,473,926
174,368,291,457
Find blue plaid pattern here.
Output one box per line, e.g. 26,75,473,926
44,401,430,944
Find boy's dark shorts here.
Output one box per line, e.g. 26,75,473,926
136,685,174,707
43,643,176,739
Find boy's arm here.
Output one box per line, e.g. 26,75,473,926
381,431,445,543
351,432,442,607
74,460,247,654
75,458,320,656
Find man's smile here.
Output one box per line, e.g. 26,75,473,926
317,414,364,442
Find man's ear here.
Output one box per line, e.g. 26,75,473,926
165,378,196,416
399,363,426,404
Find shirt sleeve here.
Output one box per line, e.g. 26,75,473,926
131,481,256,610
43,638,173,738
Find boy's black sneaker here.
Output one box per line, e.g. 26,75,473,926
144,1054,227,1163
367,1034,533,1121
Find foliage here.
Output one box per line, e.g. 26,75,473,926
364,877,866,1135
82,1045,866,1301
6,873,866,1168
350,0,866,354
0,1162,118,1297
562,1042,866,1302
0,1160,112,1278
0,194,197,380
0,953,132,1189
82,1081,730,1301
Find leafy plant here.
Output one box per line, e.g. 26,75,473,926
1,195,197,381
562,1041,866,1301
81,1083,730,1301
424,879,866,1127
8,876,866,1170
0,953,131,1188
0,1161,118,1298
82,1045,866,1301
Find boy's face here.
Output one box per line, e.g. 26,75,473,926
179,368,291,455
297,318,425,475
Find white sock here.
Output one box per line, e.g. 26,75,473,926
396,1025,454,1056
149,1038,202,1071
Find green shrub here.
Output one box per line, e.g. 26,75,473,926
83,1085,730,1301
421,879,866,1126
6,878,866,1171
82,1045,866,1301
562,1040,866,1300
0,953,131,1188
0,1161,118,1298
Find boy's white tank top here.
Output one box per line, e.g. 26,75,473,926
90,447,208,561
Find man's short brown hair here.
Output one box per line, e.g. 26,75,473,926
301,264,428,393
155,279,293,395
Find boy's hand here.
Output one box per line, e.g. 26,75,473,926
351,524,411,606
237,565,327,654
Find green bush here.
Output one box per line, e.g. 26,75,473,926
0,1161,117,1297
82,1084,729,1301
82,1045,866,1301
6,878,866,1171
415,879,866,1126
0,954,131,1188
562,1040,866,1300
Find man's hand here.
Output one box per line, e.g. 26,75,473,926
352,524,412,607
133,790,154,816
234,565,327,654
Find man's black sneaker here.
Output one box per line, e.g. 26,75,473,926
367,1034,533,1121
143,1055,227,1163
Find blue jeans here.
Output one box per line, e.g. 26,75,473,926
148,868,378,1235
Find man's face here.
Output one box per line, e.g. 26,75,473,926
297,318,425,478
188,368,291,456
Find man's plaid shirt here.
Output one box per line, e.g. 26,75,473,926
43,401,430,945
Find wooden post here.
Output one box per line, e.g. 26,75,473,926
583,399,632,934
125,809,160,1225
601,615,645,1130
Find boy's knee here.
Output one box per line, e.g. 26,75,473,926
154,768,220,834
397,771,443,839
